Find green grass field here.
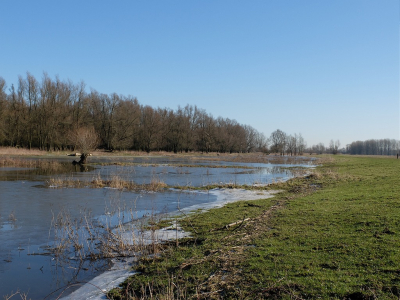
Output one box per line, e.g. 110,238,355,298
109,155,400,299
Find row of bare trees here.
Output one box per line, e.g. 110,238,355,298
346,139,400,156
0,73,268,153
268,129,307,156
308,140,341,155
308,139,400,156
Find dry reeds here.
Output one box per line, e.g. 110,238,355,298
2,290,30,300
46,176,85,188
46,202,169,269
46,173,168,192
0,157,64,171
148,178,168,191
184,152,315,165
0,147,47,156
108,174,125,189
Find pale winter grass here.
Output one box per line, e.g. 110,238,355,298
46,173,168,192
93,150,314,164
40,201,183,299
47,203,169,263
185,152,315,165
92,150,177,157
0,147,50,156
2,290,31,300
0,157,64,171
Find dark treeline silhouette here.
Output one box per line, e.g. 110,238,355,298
308,139,399,156
0,73,268,153
346,139,400,156
308,139,341,155
268,129,307,156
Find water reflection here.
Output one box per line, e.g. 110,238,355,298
0,162,95,182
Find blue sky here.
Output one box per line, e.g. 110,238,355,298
0,0,398,147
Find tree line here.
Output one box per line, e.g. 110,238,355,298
308,140,341,155
345,139,399,156
0,73,270,153
268,129,307,156
308,139,399,156
1,73,396,157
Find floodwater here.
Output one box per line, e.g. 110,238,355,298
0,155,314,299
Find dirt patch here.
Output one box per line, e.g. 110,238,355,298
190,202,284,298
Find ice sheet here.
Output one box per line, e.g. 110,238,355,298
61,188,280,299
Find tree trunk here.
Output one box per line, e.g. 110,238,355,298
72,153,89,165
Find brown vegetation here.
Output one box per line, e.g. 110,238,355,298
46,173,168,192
0,157,63,170
0,147,48,156
0,73,268,154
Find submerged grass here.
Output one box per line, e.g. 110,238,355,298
95,162,257,170
0,157,64,171
108,155,400,299
46,174,168,192
0,147,49,156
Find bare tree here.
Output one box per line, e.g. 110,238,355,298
0,78,7,143
255,132,268,153
346,138,399,156
139,105,160,153
0,73,273,155
25,73,40,149
111,96,140,150
329,139,341,154
310,143,325,154
195,108,215,153
286,134,296,156
270,129,287,155
296,133,306,155
68,127,99,164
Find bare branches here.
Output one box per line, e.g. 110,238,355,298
67,127,99,154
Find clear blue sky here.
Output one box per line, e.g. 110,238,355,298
1,0,398,147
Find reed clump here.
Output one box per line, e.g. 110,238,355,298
0,157,64,171
46,173,168,192
186,152,315,165
0,147,47,156
147,178,168,191
45,204,169,268
108,174,125,189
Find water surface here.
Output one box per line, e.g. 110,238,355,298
0,155,314,299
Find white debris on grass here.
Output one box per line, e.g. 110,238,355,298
179,188,281,213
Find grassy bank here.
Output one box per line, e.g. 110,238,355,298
108,155,400,299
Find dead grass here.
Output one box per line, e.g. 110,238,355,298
0,147,317,166
108,174,125,189
0,157,64,171
90,150,315,165
46,173,168,192
148,178,168,191
2,290,31,300
0,147,54,156
187,152,315,165
92,150,188,157
192,203,284,298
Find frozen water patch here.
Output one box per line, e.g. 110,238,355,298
60,226,189,300
60,188,280,299
128,224,190,245
179,188,281,213
60,258,136,300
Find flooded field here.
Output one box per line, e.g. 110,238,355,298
0,154,315,299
